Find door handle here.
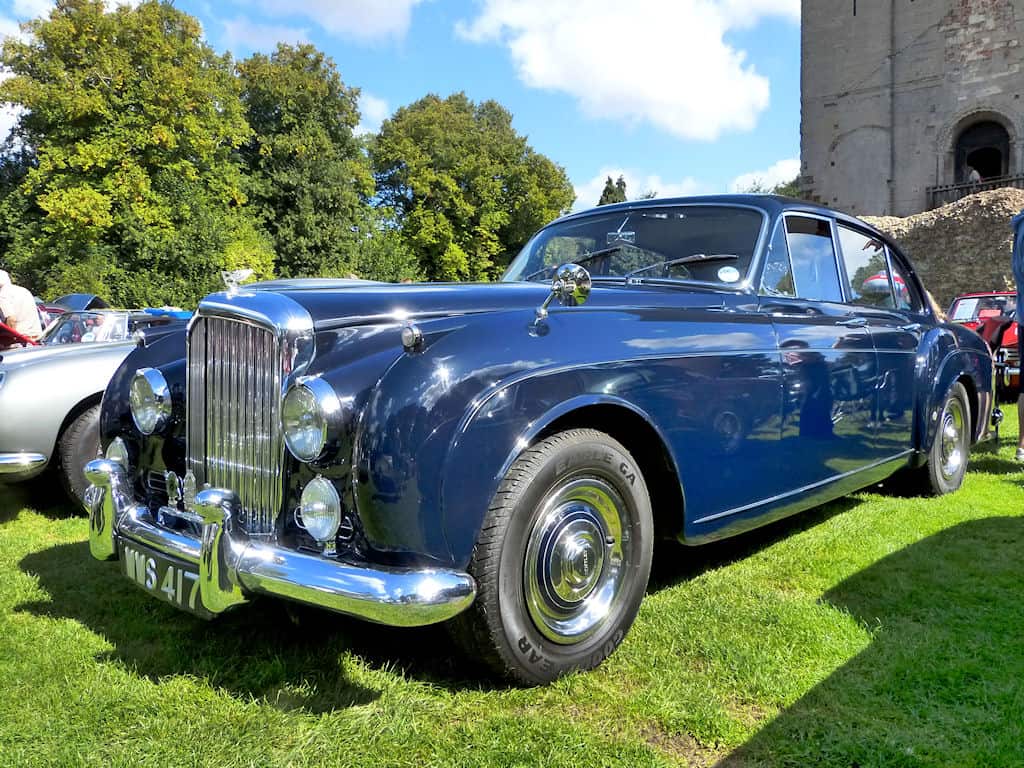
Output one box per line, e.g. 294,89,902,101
900,323,922,333
838,316,868,328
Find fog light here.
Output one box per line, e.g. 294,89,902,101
105,437,129,467
298,476,341,544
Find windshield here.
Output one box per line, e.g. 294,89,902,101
41,311,130,345
502,205,765,286
949,295,1016,322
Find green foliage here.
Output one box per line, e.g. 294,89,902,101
738,175,802,198
772,176,801,198
598,174,628,205
0,0,269,307
372,93,575,282
237,43,374,280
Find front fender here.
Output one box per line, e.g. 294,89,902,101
441,385,685,568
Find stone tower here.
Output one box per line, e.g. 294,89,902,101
801,0,1024,216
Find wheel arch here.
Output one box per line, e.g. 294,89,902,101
52,392,103,460
506,397,685,541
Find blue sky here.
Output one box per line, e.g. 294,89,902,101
1,0,802,210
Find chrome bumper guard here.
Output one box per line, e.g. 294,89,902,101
84,459,477,626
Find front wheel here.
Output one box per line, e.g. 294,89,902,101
450,428,653,684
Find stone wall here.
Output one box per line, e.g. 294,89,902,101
862,187,1024,308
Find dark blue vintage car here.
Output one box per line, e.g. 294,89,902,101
85,195,996,683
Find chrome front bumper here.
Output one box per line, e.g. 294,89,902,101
0,452,47,478
84,459,477,626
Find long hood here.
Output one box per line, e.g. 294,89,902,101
210,280,737,330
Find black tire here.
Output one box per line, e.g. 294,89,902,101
450,428,653,684
900,382,971,496
58,404,101,506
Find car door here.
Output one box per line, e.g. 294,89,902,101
759,213,880,490
835,224,924,455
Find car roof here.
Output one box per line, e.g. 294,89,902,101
549,193,892,241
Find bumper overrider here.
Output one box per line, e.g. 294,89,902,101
84,458,477,626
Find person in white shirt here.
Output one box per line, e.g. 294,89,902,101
0,269,43,341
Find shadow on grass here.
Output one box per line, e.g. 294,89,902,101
716,516,1024,767
16,541,498,711
649,496,862,592
966,453,1024,476
0,474,78,525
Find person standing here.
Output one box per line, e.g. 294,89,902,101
0,269,42,341
1013,210,1024,460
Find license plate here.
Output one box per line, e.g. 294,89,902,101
119,540,213,619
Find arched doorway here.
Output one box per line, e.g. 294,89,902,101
955,121,1010,182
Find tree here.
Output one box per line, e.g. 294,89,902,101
772,176,801,198
237,43,375,279
0,0,271,307
598,175,628,205
372,93,575,282
737,175,802,198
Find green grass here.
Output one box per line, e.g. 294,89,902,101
2,413,1024,767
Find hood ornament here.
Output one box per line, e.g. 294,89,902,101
221,269,255,298
535,263,592,321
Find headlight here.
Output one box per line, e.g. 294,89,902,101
282,377,342,462
298,476,341,543
129,367,172,435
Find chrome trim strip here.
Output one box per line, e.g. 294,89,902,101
84,461,477,627
0,452,47,474
692,450,914,525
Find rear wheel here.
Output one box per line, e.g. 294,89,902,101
901,383,971,496
450,428,653,684
58,404,101,506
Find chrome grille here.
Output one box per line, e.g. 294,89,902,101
187,316,283,535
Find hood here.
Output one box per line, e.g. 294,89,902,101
220,280,737,331
0,339,135,369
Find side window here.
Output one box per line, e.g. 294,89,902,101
760,221,796,297
886,250,921,312
836,225,894,309
785,216,843,303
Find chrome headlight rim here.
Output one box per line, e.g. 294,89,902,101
298,475,342,544
281,376,343,463
129,367,172,435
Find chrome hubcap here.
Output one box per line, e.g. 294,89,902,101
939,398,966,481
524,478,627,645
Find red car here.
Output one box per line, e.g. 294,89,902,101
948,291,1018,399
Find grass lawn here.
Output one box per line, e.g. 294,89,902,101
2,411,1023,767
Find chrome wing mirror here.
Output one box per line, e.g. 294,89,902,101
535,264,592,321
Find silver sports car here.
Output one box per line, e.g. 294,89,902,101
0,318,186,503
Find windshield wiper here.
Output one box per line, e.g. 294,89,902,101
624,253,739,279
522,245,626,282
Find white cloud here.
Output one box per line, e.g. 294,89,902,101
221,17,310,54
729,157,800,192
249,0,425,42
355,93,390,136
457,0,799,141
574,167,704,211
12,0,51,19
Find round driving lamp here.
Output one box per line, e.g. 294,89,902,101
281,377,343,462
298,476,342,543
129,368,172,435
